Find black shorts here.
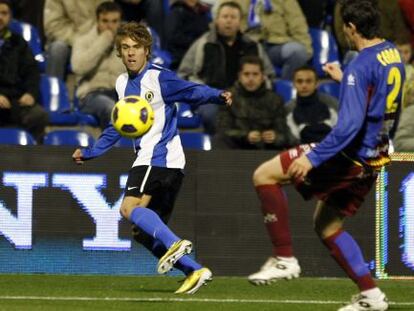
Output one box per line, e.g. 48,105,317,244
125,165,184,223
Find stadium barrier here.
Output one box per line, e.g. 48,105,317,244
0,146,413,279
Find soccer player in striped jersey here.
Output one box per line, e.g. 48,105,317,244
72,22,232,294
249,1,404,310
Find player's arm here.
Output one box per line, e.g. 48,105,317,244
159,70,232,107
72,125,121,165
306,68,368,168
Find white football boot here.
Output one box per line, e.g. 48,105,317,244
338,292,389,311
248,256,301,285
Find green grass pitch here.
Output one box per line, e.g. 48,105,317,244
0,275,413,310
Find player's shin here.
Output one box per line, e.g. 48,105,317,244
322,230,376,291
255,184,294,257
129,207,180,248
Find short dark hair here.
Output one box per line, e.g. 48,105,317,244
115,22,152,60
216,1,243,19
96,1,122,19
239,55,264,72
340,0,381,39
293,65,318,80
0,0,12,11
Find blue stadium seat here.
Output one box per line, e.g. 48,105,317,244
273,79,296,103
318,80,340,99
152,48,172,68
177,102,201,129
43,130,95,147
39,75,79,125
0,128,36,145
309,27,340,77
179,132,211,150
147,26,172,68
9,19,46,72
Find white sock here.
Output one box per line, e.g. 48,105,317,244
361,287,382,299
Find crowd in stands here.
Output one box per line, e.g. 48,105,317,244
1,0,414,152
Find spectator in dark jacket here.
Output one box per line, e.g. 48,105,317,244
178,1,274,134
215,55,290,150
165,0,210,70
0,0,48,143
286,65,338,144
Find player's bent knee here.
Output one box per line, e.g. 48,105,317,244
314,220,343,239
120,195,149,220
253,158,284,186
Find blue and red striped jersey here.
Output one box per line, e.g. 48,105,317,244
307,40,405,169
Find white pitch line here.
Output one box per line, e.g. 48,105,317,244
0,296,412,306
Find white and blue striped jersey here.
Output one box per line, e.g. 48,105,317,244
81,63,225,169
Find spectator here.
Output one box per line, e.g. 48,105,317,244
44,0,110,80
165,0,210,70
334,0,410,60
71,1,125,130
0,0,48,143
393,40,414,152
396,41,414,108
394,105,414,152
286,65,338,144
214,0,313,79
215,55,290,150
178,1,274,134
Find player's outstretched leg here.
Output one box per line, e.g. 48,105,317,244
248,155,301,285
314,202,388,311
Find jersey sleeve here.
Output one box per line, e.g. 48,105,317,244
307,66,369,167
159,69,224,107
81,125,121,160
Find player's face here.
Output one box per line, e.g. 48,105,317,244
120,37,148,74
0,4,11,32
293,70,317,97
238,63,265,92
396,43,412,65
97,11,121,34
215,6,241,38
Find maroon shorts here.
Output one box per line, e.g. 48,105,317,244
279,144,378,216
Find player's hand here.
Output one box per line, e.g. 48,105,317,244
72,148,84,165
18,93,35,107
221,91,232,106
262,130,276,144
287,154,313,180
0,95,11,109
247,131,261,144
322,62,343,82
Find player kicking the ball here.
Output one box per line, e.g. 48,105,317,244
72,22,232,294
248,1,404,310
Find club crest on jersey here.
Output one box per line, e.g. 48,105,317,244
347,74,356,86
144,91,154,102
